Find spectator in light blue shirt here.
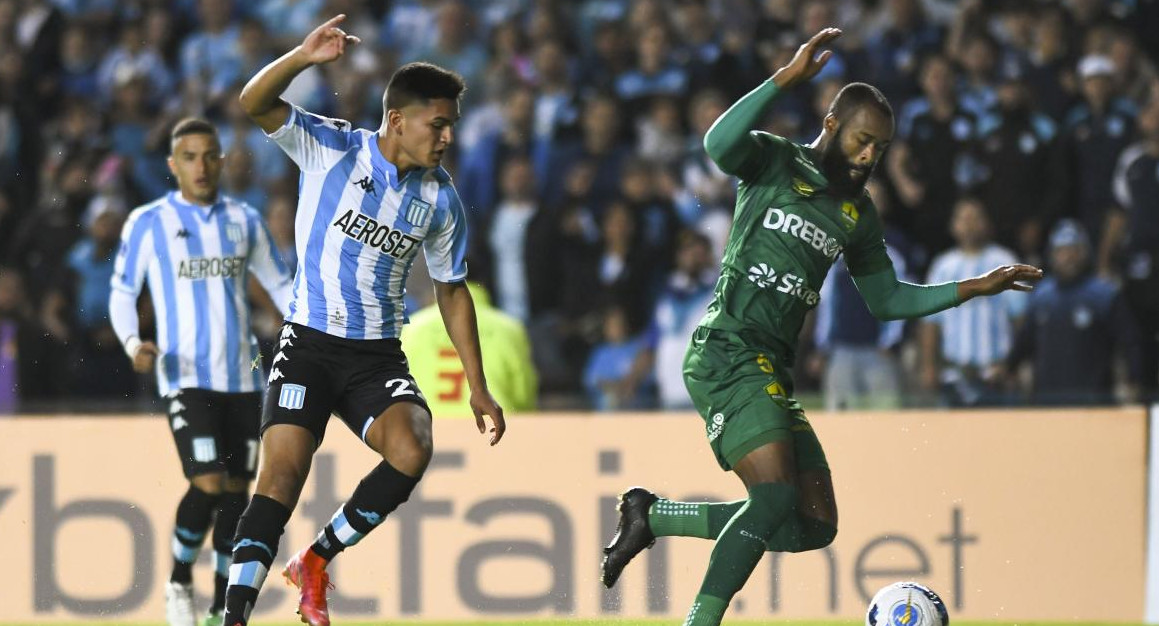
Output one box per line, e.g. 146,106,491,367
921,196,1026,406
585,306,653,411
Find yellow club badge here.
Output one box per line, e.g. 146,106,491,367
840,201,860,231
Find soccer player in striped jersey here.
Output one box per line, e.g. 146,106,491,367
599,29,1042,626
109,118,294,626
221,16,506,626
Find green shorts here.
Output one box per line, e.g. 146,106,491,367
683,326,829,473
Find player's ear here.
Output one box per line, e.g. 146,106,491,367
166,155,177,177
823,113,838,135
387,108,404,135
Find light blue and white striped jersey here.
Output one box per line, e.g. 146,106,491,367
926,244,1027,367
268,104,468,339
111,192,293,395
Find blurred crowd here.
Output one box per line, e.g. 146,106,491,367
1,0,1158,413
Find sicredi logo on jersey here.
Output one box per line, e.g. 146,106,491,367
762,208,843,259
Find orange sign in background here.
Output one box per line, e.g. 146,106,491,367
0,408,1146,622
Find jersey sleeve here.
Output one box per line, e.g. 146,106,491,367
266,103,355,173
246,208,294,316
702,79,796,181
424,184,470,283
111,207,156,295
843,198,893,277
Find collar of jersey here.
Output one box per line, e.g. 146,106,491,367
370,132,421,190
168,191,223,217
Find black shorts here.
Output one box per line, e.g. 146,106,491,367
262,322,430,446
166,388,262,479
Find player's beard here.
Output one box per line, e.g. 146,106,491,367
820,129,874,198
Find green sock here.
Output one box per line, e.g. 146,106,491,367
684,482,798,626
651,498,836,553
648,499,744,539
683,594,729,626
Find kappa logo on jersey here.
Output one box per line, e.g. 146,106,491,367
327,119,348,131
840,201,860,231
332,209,422,258
225,222,244,244
171,416,189,431
169,399,185,414
278,383,306,410
272,351,289,366
353,176,377,198
762,208,843,259
746,263,821,306
269,368,285,383
756,354,775,374
403,198,431,226
176,228,192,239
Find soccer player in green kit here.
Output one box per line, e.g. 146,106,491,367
600,28,1043,626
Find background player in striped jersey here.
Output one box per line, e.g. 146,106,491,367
221,16,506,626
599,29,1043,626
109,118,294,626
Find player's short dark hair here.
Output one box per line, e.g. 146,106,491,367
170,118,218,150
826,82,893,125
383,62,467,111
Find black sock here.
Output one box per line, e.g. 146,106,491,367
210,492,247,612
310,460,420,561
222,494,291,626
171,485,219,584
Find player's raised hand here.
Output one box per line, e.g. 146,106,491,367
774,27,842,89
962,264,1044,299
299,14,361,65
132,341,159,374
470,388,506,446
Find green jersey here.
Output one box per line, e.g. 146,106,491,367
699,80,960,363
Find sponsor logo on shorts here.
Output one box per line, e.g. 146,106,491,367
707,412,725,442
278,383,306,410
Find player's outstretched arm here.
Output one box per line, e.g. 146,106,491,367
433,280,506,446
703,27,840,176
853,264,1043,321
239,14,361,133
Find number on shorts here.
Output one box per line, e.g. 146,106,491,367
385,378,415,398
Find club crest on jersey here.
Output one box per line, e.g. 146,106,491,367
404,198,432,226
225,222,243,244
791,177,815,196
840,201,860,231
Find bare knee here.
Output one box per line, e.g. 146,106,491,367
223,476,250,493
367,404,432,477
191,472,226,495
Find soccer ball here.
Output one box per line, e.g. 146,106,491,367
866,582,949,626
